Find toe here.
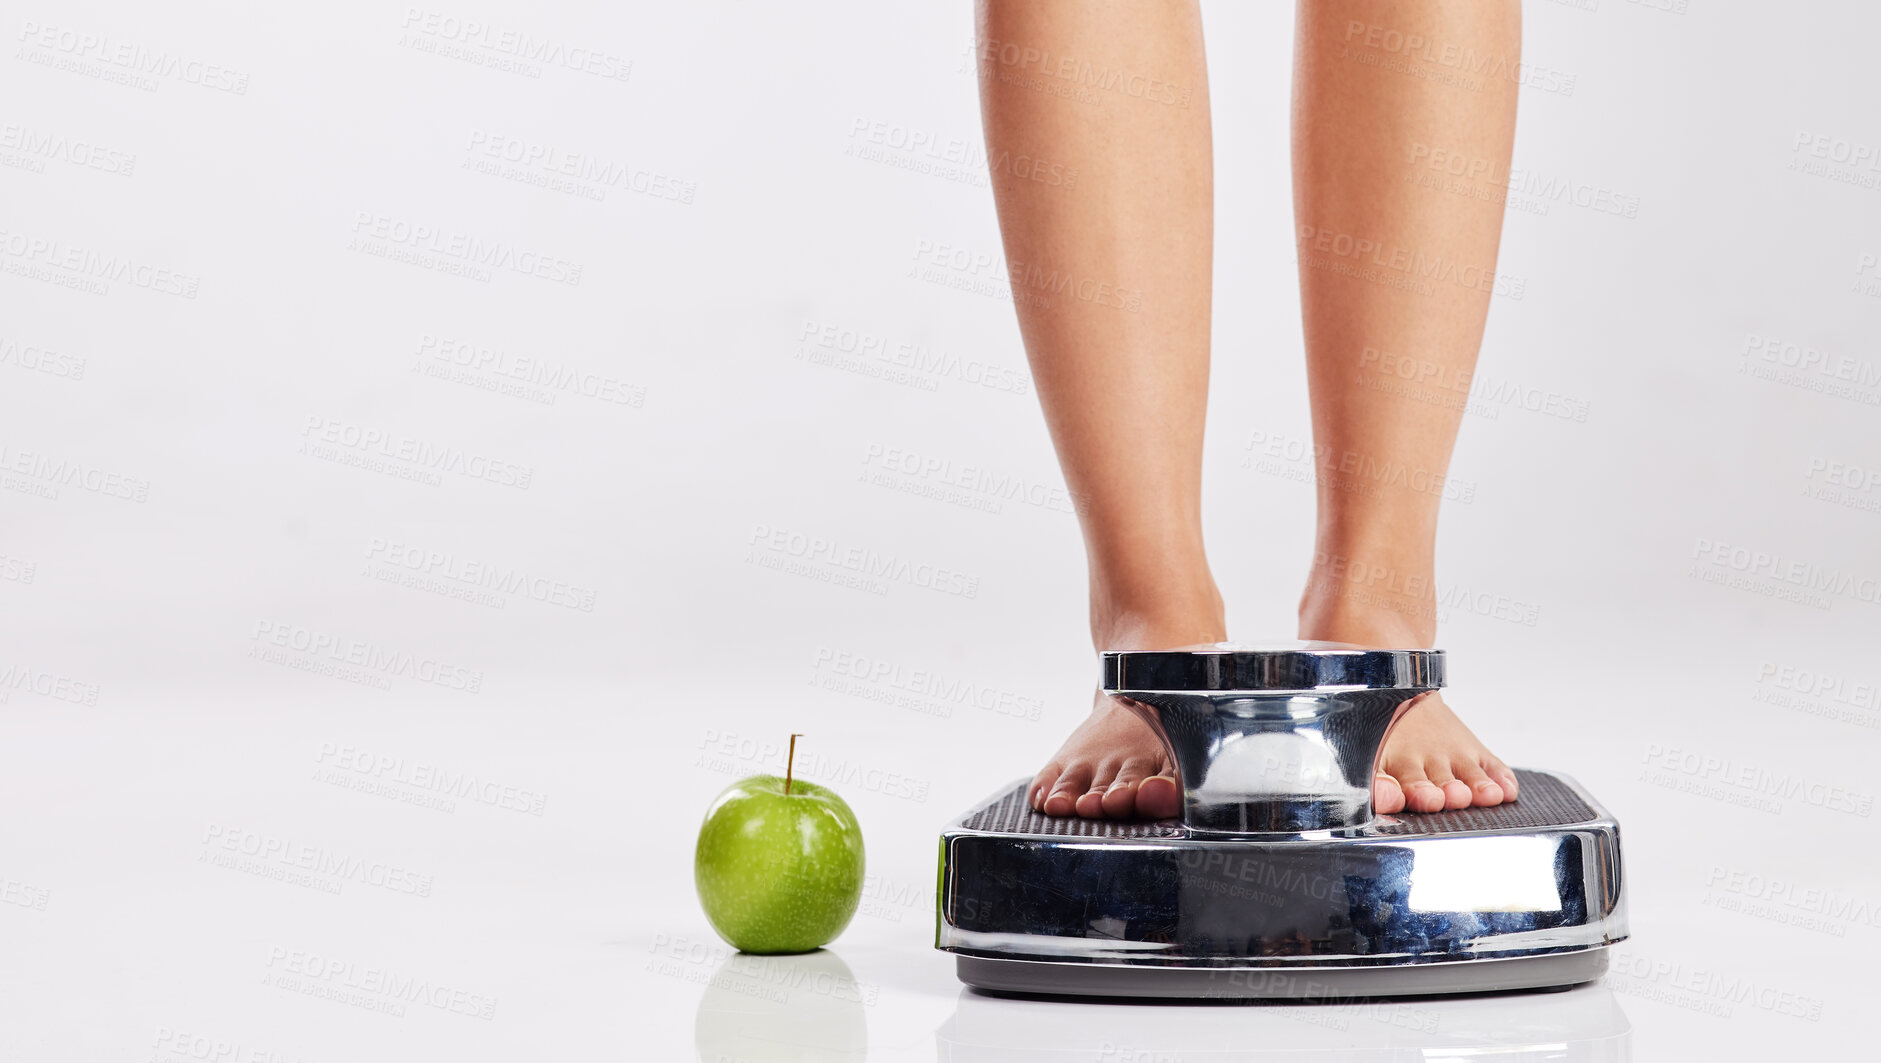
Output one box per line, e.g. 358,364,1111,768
1135,774,1181,819
1424,764,1472,811
1394,765,1447,813
1028,765,1061,811
1486,756,1520,802
1099,777,1139,818
1078,759,1127,818
1083,760,1121,816
1042,763,1093,817
1439,778,1473,810
1100,758,1152,818
1373,772,1406,814
1453,760,1505,807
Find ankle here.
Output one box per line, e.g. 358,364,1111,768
1297,550,1437,648
1090,581,1226,652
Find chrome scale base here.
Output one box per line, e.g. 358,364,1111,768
935,643,1627,1000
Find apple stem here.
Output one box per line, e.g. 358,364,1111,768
785,733,803,795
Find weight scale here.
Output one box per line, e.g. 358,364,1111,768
936,643,1626,999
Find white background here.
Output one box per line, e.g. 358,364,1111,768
2,0,1877,1058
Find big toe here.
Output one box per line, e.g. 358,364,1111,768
1134,775,1180,819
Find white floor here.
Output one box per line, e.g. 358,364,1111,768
0,669,1869,1059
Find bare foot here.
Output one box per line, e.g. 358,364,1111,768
1029,602,1223,820
1372,692,1519,813
1300,594,1519,815
1029,691,1181,819
1026,596,1519,821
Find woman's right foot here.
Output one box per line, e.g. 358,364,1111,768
1028,599,1224,820
1029,690,1182,819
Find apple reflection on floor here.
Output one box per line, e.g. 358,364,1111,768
694,949,872,1062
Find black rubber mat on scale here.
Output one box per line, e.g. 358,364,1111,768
959,769,1595,838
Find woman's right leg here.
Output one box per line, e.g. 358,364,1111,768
975,0,1221,818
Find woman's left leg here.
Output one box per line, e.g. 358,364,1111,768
1290,0,1525,813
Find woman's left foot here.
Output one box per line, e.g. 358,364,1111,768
1371,692,1519,813
1300,590,1519,814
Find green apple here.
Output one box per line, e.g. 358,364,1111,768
694,767,865,954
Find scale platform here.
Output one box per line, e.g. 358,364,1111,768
935,644,1627,1000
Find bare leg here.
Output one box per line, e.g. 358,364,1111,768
976,0,1221,818
1292,1,1523,812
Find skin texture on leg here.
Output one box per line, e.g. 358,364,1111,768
1291,0,1524,813
984,1,1528,820
974,0,1222,819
